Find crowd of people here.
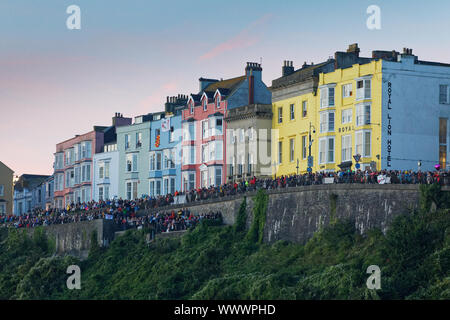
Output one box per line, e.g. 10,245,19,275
1,169,448,232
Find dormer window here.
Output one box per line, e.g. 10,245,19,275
190,101,194,114
203,98,208,111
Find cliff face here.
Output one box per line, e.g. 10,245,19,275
28,184,431,257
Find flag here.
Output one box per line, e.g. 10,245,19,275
161,118,170,132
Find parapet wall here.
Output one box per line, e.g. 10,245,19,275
27,185,440,258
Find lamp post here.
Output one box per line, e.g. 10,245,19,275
308,122,316,173
418,160,422,172
296,158,299,175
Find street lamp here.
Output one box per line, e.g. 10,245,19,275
418,160,422,172
296,158,299,175
308,122,316,173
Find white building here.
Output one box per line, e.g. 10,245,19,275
92,149,119,201
381,49,450,171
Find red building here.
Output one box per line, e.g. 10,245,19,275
181,62,269,190
53,114,131,208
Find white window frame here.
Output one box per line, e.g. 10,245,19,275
355,130,372,158
356,76,372,101
278,107,283,123
341,135,352,162
342,83,353,98
356,103,371,126
290,104,295,120
318,136,335,164
320,111,335,133
341,108,353,124
320,84,336,108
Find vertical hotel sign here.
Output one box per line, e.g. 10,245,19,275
386,82,392,167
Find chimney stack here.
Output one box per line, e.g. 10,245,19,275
282,60,294,77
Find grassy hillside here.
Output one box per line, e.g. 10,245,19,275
0,186,448,300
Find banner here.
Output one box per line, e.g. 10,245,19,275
161,118,170,132
174,195,187,205
323,177,334,184
105,214,114,220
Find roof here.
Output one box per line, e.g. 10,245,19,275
271,61,333,89
14,174,51,192
203,75,246,94
0,161,14,174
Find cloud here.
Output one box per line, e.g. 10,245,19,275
199,14,273,61
137,81,179,114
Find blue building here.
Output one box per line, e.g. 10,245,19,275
148,110,183,196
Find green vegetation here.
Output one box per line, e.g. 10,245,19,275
0,186,448,300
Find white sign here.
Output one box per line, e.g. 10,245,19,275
323,177,334,184
377,175,386,184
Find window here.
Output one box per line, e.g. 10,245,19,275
99,164,104,179
319,137,335,164
126,154,132,172
278,107,283,123
302,136,307,159
202,120,209,139
320,86,335,108
156,153,161,170
290,138,295,162
320,111,335,133
99,187,104,201
104,162,110,178
355,130,371,157
247,154,253,174
278,141,283,164
136,132,142,148
125,134,130,149
440,85,450,104
356,103,371,126
239,129,245,143
169,127,174,142
290,104,295,120
150,153,155,171
342,83,352,98
248,127,254,141
81,165,90,182
342,109,352,124
190,102,194,114
216,95,221,108
170,177,175,194
302,101,307,117
0,204,5,214
0,185,3,196
126,182,132,200
238,156,243,175
215,167,222,186
203,98,208,111
149,180,155,196
216,118,223,135
341,135,352,162
188,173,195,190
356,78,371,100
202,144,208,163
163,178,169,195
104,186,109,200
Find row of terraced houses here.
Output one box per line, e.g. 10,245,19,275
8,44,450,212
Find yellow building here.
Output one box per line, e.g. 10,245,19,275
0,161,14,215
270,44,384,175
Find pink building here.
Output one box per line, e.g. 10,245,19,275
53,114,131,208
181,62,270,190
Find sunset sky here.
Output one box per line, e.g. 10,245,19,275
1,0,449,176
